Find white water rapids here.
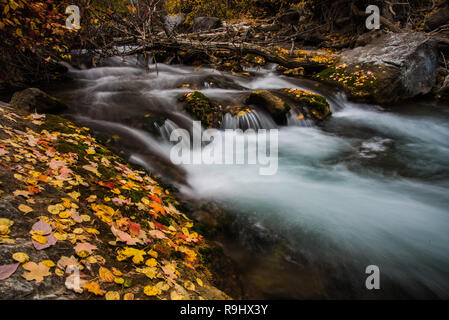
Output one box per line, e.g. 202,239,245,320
52,57,449,298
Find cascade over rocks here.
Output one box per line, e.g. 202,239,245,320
246,90,290,125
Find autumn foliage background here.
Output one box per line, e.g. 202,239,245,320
0,0,440,87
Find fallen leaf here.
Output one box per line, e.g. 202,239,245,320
111,226,138,245
123,293,134,300
22,262,51,283
0,263,20,280
32,220,52,234
105,291,120,300
84,281,105,296
99,267,115,282
18,204,33,214
12,252,29,263
41,260,55,268
136,267,157,279
149,229,166,240
32,234,56,250
184,280,196,291
74,242,97,254
116,247,146,264
143,285,160,296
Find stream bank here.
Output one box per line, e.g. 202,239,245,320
36,57,449,299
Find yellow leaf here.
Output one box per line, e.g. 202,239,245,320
68,191,80,200
145,258,157,267
84,281,105,296
58,211,71,219
105,291,120,300
18,204,33,214
55,268,64,277
81,215,92,222
41,260,55,268
73,228,84,234
123,293,134,300
196,278,204,287
114,277,124,284
32,234,47,244
184,280,195,291
148,249,158,258
99,267,115,282
22,262,51,283
54,232,68,241
0,218,14,228
143,285,160,296
136,267,157,279
117,247,146,264
12,252,29,263
85,228,99,234
48,204,61,215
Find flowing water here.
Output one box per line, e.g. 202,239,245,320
50,56,449,299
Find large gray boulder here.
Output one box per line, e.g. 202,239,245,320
320,33,439,103
164,14,186,35
9,88,67,114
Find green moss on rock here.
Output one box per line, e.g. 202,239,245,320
282,88,331,120
315,65,377,101
180,91,223,128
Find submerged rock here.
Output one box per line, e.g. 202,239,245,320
279,88,331,121
10,88,68,114
316,33,439,103
246,90,290,125
180,91,223,128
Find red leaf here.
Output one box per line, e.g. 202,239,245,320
128,222,140,236
149,194,162,204
154,222,166,231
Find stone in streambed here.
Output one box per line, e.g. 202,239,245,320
10,88,68,114
279,88,331,121
316,33,439,104
246,90,290,125
180,91,223,128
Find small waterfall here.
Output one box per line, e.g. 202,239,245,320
287,110,314,127
157,119,179,141
221,110,277,130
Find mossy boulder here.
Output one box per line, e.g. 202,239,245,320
280,88,331,121
316,33,439,104
180,91,223,128
315,65,378,102
246,90,290,125
9,88,68,114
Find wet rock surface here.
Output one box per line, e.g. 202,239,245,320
322,33,439,103
10,88,68,114
246,90,290,125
